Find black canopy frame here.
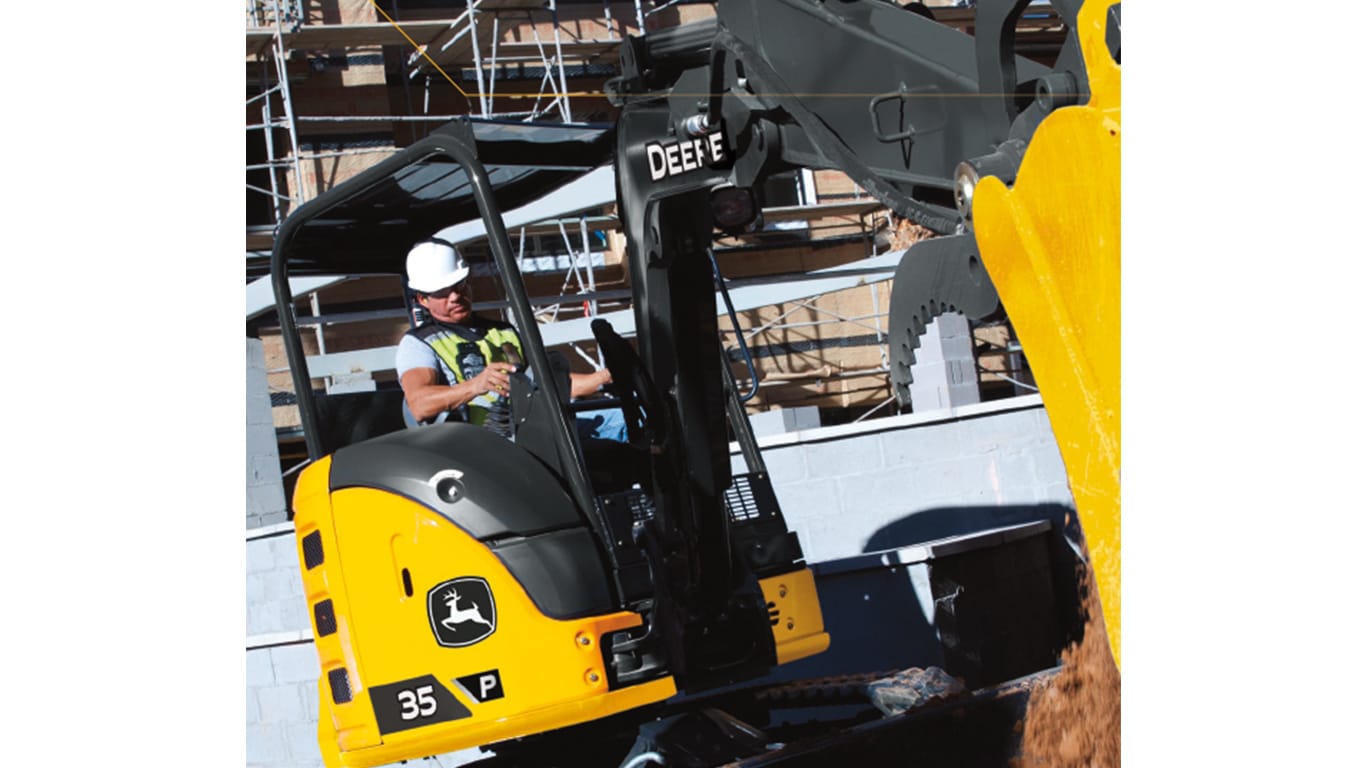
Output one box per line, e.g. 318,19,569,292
269,118,615,518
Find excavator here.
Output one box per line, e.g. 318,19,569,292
268,0,1119,765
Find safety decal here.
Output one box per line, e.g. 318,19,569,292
369,675,471,735
454,669,506,704
645,131,728,181
428,577,497,648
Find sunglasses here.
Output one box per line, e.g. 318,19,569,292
422,280,469,300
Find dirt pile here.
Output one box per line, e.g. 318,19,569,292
1012,569,1121,767
886,216,937,250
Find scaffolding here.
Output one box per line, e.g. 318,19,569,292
246,1,1033,422
246,0,305,228
247,0,641,236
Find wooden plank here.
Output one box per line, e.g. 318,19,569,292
246,19,477,57
473,39,621,64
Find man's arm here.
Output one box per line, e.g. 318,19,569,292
401,364,513,423
569,368,612,400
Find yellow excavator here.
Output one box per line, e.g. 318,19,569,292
268,1,1119,765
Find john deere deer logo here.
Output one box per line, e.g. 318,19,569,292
427,577,497,647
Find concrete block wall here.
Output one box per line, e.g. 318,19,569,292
248,338,288,529
747,405,821,437
247,394,1071,766
247,526,311,639
247,641,323,768
908,312,981,413
247,523,322,768
732,395,1072,564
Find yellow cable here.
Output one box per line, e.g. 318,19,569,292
367,0,606,102
368,0,471,100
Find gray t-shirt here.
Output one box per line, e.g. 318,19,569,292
395,320,520,426
395,332,457,383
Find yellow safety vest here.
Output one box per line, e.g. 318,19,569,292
409,319,523,427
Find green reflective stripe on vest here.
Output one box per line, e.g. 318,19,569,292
422,332,472,382
475,328,522,368
411,322,522,427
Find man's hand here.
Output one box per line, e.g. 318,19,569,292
472,361,515,397
570,367,613,400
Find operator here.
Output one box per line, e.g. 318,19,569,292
396,239,620,440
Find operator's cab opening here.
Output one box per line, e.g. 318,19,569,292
310,388,409,457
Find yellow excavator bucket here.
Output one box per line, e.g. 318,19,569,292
971,0,1121,669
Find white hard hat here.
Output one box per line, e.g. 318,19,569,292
406,240,470,293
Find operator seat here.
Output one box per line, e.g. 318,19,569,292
509,350,643,496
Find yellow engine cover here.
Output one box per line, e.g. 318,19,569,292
293,456,677,768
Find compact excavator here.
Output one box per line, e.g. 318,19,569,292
268,0,1120,765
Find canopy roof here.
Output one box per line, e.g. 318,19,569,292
263,118,615,279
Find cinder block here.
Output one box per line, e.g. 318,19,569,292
959,424,1002,456
249,508,289,529
247,539,276,577
910,338,945,364
264,569,304,606
802,436,883,480
834,470,917,522
941,456,1002,502
1030,443,1068,486
249,602,285,636
251,594,309,638
909,313,972,362
269,536,302,571
247,722,286,765
248,338,267,371
247,427,281,456
946,359,977,387
247,572,266,604
287,722,326,767
909,379,979,413
746,406,821,437
881,423,963,467
248,490,287,523
257,684,305,724
250,454,286,485
272,643,322,685
752,445,807,485
248,335,286,527
1040,482,1075,507
769,478,843,533
301,679,320,723
910,359,948,382
247,648,275,686
282,598,312,635
905,458,962,500
932,312,970,339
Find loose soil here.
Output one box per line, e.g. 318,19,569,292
1012,564,1121,767
886,217,937,250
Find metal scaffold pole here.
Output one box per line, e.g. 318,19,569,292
548,0,573,122
271,12,305,214
466,0,491,117
247,0,306,228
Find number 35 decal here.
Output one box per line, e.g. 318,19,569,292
397,685,438,720
370,675,471,734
